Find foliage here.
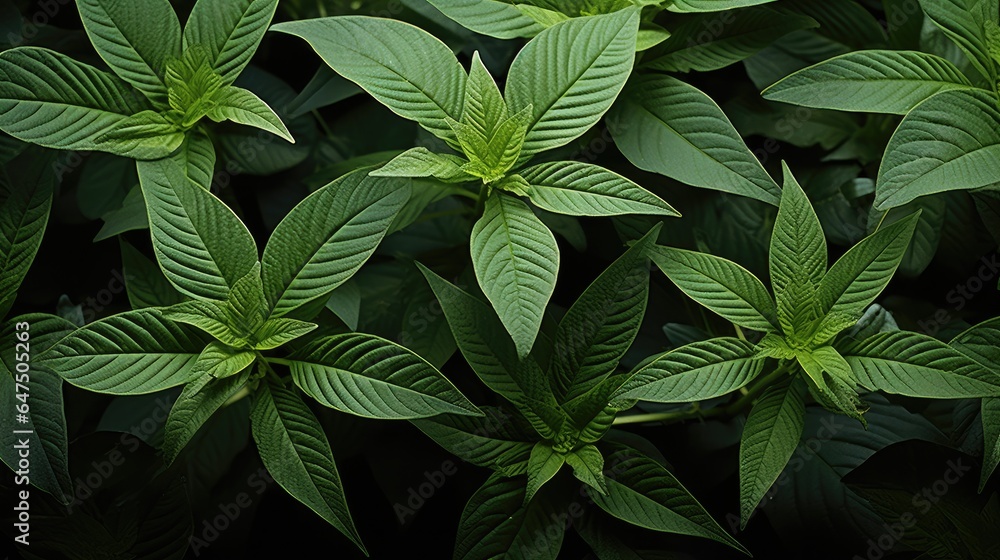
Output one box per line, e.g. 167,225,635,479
1,0,1000,558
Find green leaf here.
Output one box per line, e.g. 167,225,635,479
38,308,210,395
616,338,765,403
411,407,536,475
770,163,826,343
76,0,182,106
418,265,566,436
651,246,778,332
190,341,256,379
225,262,267,335
818,212,919,326
609,74,781,205
918,0,997,82
161,300,248,347
1,314,77,504
139,157,258,301
644,7,816,73
980,397,1000,491
799,345,867,423
592,443,748,554
425,0,545,39
454,105,531,182
119,239,185,309
250,377,364,552
262,169,409,317
525,442,565,504
162,368,250,463
566,443,608,495
206,85,294,142
471,192,559,358
252,318,317,350
96,109,185,159
183,0,278,84
550,226,659,400
271,16,466,144
762,50,975,115
840,331,1000,398
739,376,805,529
870,196,945,277
0,47,152,153
506,8,639,160
875,89,1000,209
518,161,678,217
462,51,507,141
174,129,216,189
0,150,54,316
455,474,563,560
287,333,482,420
667,0,777,12
371,147,476,183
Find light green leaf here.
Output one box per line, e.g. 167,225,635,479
506,8,639,160
287,333,482,419
551,226,659,400
139,157,258,301
525,442,565,504
190,341,256,379
519,161,678,217
798,346,867,423
162,368,250,463
262,169,409,317
566,443,608,495
471,192,559,358
370,147,476,183
1,314,76,504
76,0,182,105
762,50,975,115
645,7,816,73
271,16,466,144
250,377,364,552
96,109,185,159
667,0,777,12
463,51,507,140
514,4,570,28
161,300,248,347
207,85,294,142
869,196,945,277
875,89,1000,209
38,309,210,395
770,163,825,342
183,0,278,84
455,474,563,560
918,0,997,82
0,151,54,316
0,47,151,153
840,331,1000,398
592,443,748,554
119,239,185,309
609,74,781,205
616,338,765,402
818,212,919,325
425,0,545,39
252,318,317,350
739,376,805,529
650,246,778,332
411,407,536,474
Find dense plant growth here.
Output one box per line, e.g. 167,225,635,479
1,0,1000,558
